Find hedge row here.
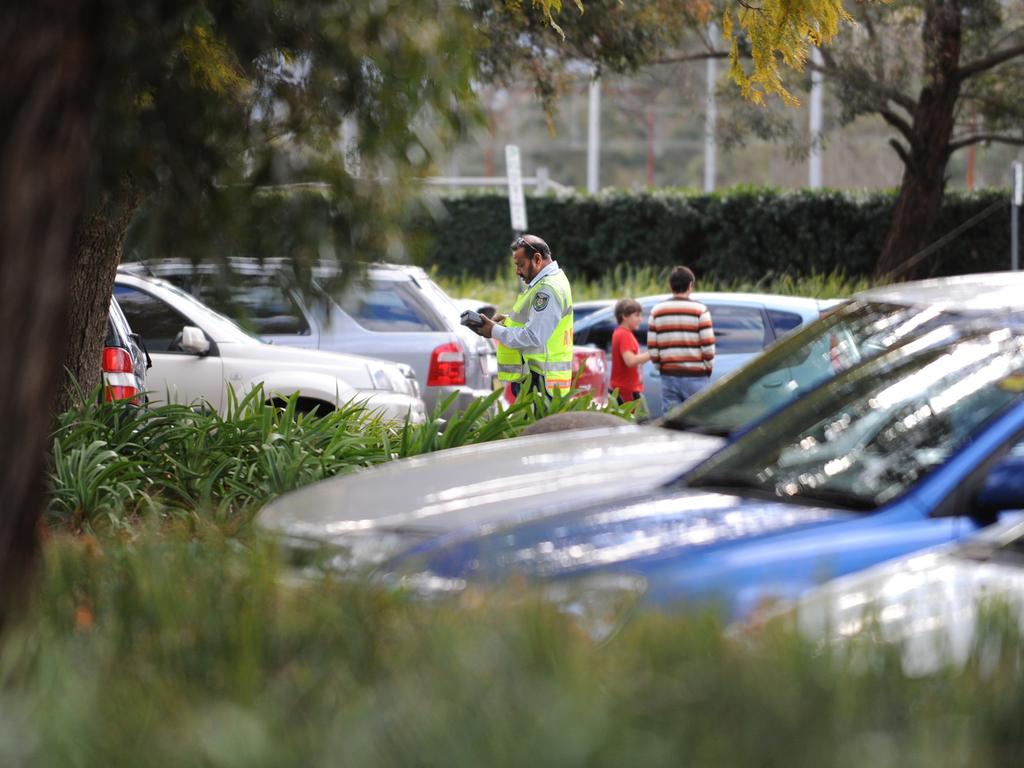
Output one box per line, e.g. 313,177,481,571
416,189,1015,282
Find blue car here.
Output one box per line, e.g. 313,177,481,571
390,320,1024,622
573,292,841,417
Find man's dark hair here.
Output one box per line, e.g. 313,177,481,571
614,298,642,324
511,234,551,259
669,266,695,294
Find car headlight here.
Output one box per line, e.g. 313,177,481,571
283,530,432,575
390,569,647,643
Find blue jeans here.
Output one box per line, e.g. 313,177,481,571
661,375,709,415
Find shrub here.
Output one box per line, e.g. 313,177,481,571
415,189,1012,284
48,386,636,531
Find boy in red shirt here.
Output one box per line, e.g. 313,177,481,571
610,298,650,405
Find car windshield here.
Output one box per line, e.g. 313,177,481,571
662,300,956,436
150,278,262,343
686,326,1024,510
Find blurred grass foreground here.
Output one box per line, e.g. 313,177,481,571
3,383,1024,765
3,530,1024,766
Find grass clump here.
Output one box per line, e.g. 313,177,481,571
434,265,870,310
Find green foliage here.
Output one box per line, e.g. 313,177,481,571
437,264,867,310
415,188,1012,284
5,529,1024,765
47,386,636,532
470,0,703,112
98,0,482,266
723,0,851,106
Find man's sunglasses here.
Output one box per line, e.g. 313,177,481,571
510,237,547,258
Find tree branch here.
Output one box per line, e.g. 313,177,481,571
888,138,910,166
648,50,730,65
811,48,917,114
948,133,1024,153
956,43,1024,81
990,26,1024,51
879,107,916,145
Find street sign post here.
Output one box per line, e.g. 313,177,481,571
1013,161,1022,271
505,144,528,233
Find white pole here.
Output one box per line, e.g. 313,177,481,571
809,47,824,189
1013,161,1022,270
704,25,718,193
587,77,601,194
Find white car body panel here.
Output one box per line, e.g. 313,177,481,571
114,273,427,422
147,352,226,411
792,516,1024,675
258,425,725,542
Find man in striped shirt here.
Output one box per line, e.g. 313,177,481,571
647,266,715,414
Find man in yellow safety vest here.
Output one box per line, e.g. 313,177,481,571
469,234,573,398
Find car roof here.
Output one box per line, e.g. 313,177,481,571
118,258,430,282
855,271,1024,312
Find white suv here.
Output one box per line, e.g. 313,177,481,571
113,272,426,422
118,259,499,416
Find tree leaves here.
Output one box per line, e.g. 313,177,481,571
724,0,852,105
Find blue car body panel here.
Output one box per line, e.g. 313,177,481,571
390,399,1024,620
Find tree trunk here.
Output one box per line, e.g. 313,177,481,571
0,0,102,630
57,179,141,414
874,0,962,282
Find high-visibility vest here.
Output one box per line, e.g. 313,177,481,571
495,270,574,394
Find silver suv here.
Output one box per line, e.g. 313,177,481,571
119,259,498,416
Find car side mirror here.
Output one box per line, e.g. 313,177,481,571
973,453,1024,519
180,325,210,355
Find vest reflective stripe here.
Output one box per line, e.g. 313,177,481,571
495,289,531,382
496,269,574,390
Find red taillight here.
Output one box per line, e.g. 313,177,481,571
102,346,134,373
102,346,139,402
427,342,466,387
104,385,140,402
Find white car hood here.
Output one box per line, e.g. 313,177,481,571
257,425,725,542
219,341,376,389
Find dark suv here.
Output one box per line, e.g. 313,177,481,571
102,296,148,403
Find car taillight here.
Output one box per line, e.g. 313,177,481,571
103,346,134,373
427,342,466,387
102,346,139,402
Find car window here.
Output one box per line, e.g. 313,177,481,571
664,301,958,436
687,326,1024,510
634,303,766,354
113,285,196,353
768,309,804,336
580,319,616,351
213,281,309,336
576,302,766,355
107,297,135,346
105,315,119,348
157,272,311,336
708,305,770,354
338,279,447,332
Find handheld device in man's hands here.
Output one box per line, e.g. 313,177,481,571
460,309,485,329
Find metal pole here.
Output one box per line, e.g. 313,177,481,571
1013,161,1022,271
809,47,823,189
587,77,601,194
704,24,718,193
